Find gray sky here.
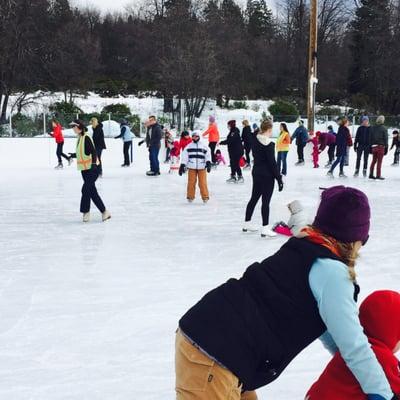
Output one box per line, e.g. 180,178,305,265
72,0,276,14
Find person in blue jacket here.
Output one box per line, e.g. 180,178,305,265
115,119,134,167
291,120,309,165
175,186,395,400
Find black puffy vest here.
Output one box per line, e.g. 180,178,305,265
179,238,358,391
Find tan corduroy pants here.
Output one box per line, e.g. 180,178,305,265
187,169,209,201
175,330,258,400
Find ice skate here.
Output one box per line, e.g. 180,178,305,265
376,176,385,181
68,157,73,166
243,163,251,170
102,210,111,222
261,225,277,238
82,212,90,223
354,170,359,177
203,199,208,204
369,174,376,180
187,199,194,203
295,161,305,166
226,176,237,183
146,171,157,176
242,221,258,233
339,172,347,178
237,176,244,184
327,171,333,178
363,169,367,177
325,162,332,168
54,163,63,169
391,162,399,166
121,164,129,168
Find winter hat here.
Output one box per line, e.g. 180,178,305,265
252,123,259,130
69,119,87,133
313,186,370,243
359,290,400,350
119,118,128,125
299,120,304,125
360,115,369,123
288,200,303,215
376,115,385,125
209,116,216,123
327,125,333,131
191,130,201,138
228,120,236,128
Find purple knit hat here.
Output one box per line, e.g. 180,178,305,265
209,116,216,123
313,186,370,243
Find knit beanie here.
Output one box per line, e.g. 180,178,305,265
361,115,369,123
313,186,370,243
376,115,385,125
209,116,216,123
252,123,258,130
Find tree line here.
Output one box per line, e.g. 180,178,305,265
1,0,400,126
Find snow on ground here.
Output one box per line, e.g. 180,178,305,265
0,137,399,399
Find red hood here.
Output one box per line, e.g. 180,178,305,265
360,290,400,351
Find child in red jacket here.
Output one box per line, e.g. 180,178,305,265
49,119,72,169
306,290,400,400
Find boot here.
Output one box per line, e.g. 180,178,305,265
82,212,90,223
261,225,277,238
242,221,258,233
226,176,237,183
102,210,111,222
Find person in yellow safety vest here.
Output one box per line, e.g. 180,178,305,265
68,120,111,223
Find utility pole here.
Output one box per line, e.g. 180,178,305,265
307,0,318,133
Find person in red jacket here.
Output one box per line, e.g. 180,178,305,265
49,119,72,169
306,290,400,400
179,130,192,152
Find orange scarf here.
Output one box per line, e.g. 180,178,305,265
298,226,341,258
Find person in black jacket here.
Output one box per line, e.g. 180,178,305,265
243,119,283,238
220,120,244,183
354,116,370,177
390,130,400,165
140,115,162,176
241,119,253,169
90,118,106,177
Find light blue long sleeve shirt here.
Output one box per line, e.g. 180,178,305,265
309,258,393,400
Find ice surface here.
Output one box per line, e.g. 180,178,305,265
0,137,399,399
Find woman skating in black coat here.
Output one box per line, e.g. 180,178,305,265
90,118,106,177
242,120,253,168
243,119,283,237
220,120,244,183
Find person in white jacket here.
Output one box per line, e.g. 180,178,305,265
287,200,309,235
179,131,212,203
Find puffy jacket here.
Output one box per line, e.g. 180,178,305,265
220,127,243,157
146,123,162,147
51,124,64,144
292,125,309,145
319,132,336,151
276,130,291,152
116,124,134,142
202,123,220,143
307,290,400,400
370,124,388,147
181,140,211,170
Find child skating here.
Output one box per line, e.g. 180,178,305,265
179,131,211,203
215,149,226,165
309,132,320,168
48,119,72,169
306,290,400,400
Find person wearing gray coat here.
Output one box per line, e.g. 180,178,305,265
369,115,388,180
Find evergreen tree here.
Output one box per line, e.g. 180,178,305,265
246,0,274,39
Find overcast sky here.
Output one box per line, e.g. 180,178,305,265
72,0,276,14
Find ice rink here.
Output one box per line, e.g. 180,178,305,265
0,137,399,399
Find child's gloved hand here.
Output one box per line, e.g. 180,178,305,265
179,164,186,176
206,161,211,173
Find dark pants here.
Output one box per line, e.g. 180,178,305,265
370,145,385,177
96,148,103,175
327,144,336,162
330,155,345,174
355,145,369,172
149,145,160,173
245,175,275,226
56,142,70,164
209,142,217,164
230,154,242,177
80,169,106,214
165,148,171,162
297,143,305,162
277,151,288,175
394,147,400,164
244,145,251,165
123,141,132,166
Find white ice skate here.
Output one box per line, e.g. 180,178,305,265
82,212,90,223
226,176,237,183
68,157,73,166
242,221,258,233
102,210,111,222
261,225,277,238
237,177,244,184
54,163,63,169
